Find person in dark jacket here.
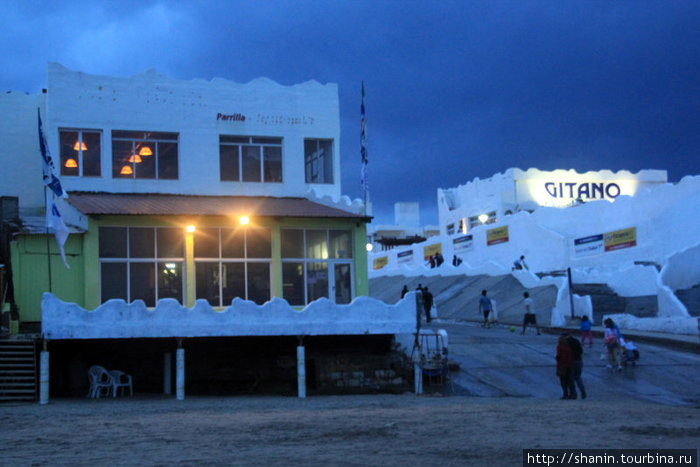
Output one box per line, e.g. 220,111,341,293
422,286,433,323
555,334,576,399
565,333,586,399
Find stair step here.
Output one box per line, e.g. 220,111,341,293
0,339,37,403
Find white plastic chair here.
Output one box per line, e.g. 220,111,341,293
87,365,114,399
109,370,133,397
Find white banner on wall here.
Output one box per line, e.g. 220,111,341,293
397,250,413,264
453,234,474,254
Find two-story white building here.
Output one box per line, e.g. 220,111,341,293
0,64,417,399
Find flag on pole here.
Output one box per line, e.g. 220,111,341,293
38,109,67,199
360,81,368,195
38,108,70,269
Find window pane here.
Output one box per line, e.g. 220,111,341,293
82,132,101,176
334,263,352,304
157,228,184,258
101,263,126,302
242,145,261,182
222,262,245,305
219,144,240,181
158,261,182,301
246,228,271,258
220,136,249,144
221,228,244,258
112,140,133,178
135,140,156,179
158,142,178,179
130,228,154,258
329,230,352,259
194,228,220,258
252,137,282,144
306,230,328,259
146,132,178,140
281,229,304,258
113,130,145,139
247,262,270,305
263,146,282,182
282,262,304,306
320,140,333,183
130,262,155,306
307,262,328,303
304,140,316,183
99,227,127,257
59,131,79,176
196,262,220,306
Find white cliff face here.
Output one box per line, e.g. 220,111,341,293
371,174,700,334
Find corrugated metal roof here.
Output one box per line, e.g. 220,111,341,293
66,192,370,220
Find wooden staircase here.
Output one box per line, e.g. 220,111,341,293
0,339,37,402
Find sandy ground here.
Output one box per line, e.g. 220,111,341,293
1,394,698,467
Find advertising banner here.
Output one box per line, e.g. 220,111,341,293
573,234,604,257
397,250,413,264
423,243,442,260
373,256,388,270
604,227,637,252
486,226,509,246
453,235,474,253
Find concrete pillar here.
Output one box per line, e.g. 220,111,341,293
163,352,172,395
414,362,423,395
297,344,306,399
39,350,50,405
176,345,185,401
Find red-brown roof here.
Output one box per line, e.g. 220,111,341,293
67,192,371,220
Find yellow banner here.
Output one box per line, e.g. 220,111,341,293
604,227,636,251
423,243,442,260
373,256,388,270
486,226,509,246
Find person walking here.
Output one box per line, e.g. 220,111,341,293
579,315,593,347
400,285,409,299
422,286,434,323
565,333,586,399
478,290,493,328
604,318,622,371
555,334,576,400
521,292,540,335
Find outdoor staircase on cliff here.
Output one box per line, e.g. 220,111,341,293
0,339,37,402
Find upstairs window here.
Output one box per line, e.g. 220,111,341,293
112,131,178,180
304,139,333,184
219,136,283,183
60,130,101,177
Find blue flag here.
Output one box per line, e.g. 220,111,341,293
38,109,67,199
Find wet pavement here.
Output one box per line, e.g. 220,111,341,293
425,320,700,406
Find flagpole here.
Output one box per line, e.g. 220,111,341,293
361,81,369,216
43,187,53,293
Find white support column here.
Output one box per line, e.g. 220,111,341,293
297,339,306,399
39,350,50,405
163,352,172,395
414,362,423,395
176,341,185,401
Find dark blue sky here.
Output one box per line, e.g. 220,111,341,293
2,1,698,224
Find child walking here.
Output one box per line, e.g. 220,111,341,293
580,315,593,348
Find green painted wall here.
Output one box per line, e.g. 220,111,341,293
11,233,85,322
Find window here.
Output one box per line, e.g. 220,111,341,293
60,130,101,176
468,211,497,229
112,131,178,179
99,227,184,306
194,227,271,306
219,136,282,182
304,139,333,184
281,229,353,306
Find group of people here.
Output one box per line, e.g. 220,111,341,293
401,284,434,323
555,332,586,399
428,252,445,268
477,290,540,335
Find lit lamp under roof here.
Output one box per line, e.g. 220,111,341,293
73,141,87,151
64,158,78,168
120,165,133,175
139,147,153,156
127,154,142,163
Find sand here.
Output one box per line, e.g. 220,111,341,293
1,394,698,466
